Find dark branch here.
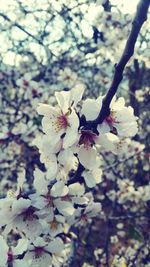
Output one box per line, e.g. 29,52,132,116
90,0,150,126
73,0,150,182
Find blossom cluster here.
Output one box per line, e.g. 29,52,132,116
0,85,138,267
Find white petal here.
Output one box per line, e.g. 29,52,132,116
68,109,79,130
58,148,74,166
14,259,29,267
55,91,70,113
33,169,48,194
92,168,102,184
78,146,97,170
33,237,46,247
63,128,78,149
47,238,64,254
13,238,28,255
83,172,96,188
110,97,125,110
41,116,64,137
68,183,85,196
86,203,101,217
97,122,110,134
25,251,52,267
37,104,56,116
72,196,88,205
115,122,138,137
51,181,69,197
98,133,119,151
54,200,75,216
40,153,58,179
81,99,101,120
0,236,8,265
17,169,26,189
12,198,31,214
70,84,85,107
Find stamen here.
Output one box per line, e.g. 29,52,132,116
34,247,44,258
51,114,69,133
79,130,97,148
105,115,114,124
7,252,13,263
57,114,68,129
21,206,37,221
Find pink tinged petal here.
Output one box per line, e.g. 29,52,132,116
78,146,97,170
62,110,79,148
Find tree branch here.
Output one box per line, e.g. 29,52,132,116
91,0,150,126
72,0,149,184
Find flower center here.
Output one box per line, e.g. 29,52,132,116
79,130,97,148
80,213,88,222
34,247,44,258
50,219,58,230
57,114,68,129
44,195,53,207
23,79,29,87
105,115,114,124
7,252,13,263
21,206,37,221
61,195,71,201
